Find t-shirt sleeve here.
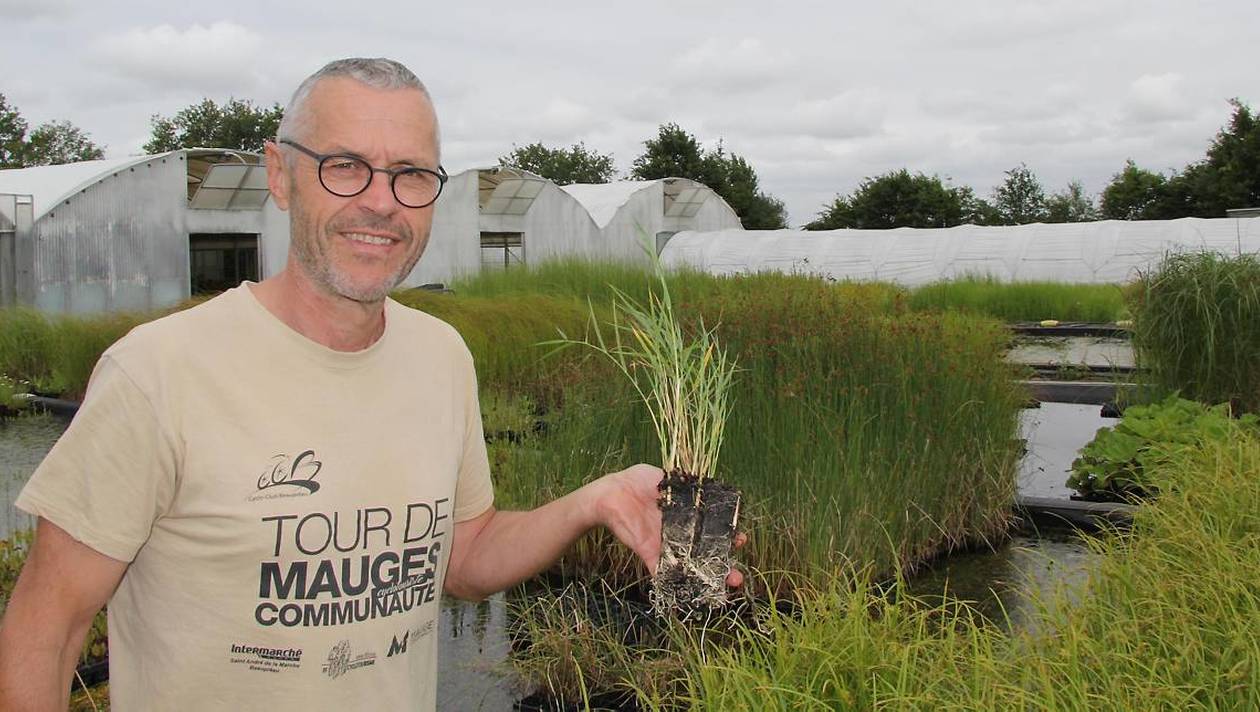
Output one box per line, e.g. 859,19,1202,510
452,350,494,523
15,354,180,562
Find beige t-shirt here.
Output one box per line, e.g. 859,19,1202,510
17,284,494,711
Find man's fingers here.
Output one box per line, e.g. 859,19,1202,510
733,532,748,549
725,568,744,589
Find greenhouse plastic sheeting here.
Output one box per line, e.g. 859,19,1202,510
660,218,1260,285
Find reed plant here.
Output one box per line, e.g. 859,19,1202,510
909,276,1126,323
1128,251,1260,413
0,308,144,399
549,266,736,480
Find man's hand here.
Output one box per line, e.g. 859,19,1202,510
445,463,747,601
591,464,746,588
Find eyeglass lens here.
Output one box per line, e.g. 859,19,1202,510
319,156,441,208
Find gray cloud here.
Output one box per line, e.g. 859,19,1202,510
1,1,1256,225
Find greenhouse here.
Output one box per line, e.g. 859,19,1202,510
562,178,742,260
410,166,603,286
661,217,1260,285
0,149,284,314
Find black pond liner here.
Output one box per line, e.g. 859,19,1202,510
1009,323,1132,338
72,658,108,690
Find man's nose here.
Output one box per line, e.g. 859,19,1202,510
355,168,400,214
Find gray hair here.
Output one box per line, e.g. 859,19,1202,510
277,57,440,158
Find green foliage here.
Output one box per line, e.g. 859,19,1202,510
22,121,104,166
908,277,1126,323
499,141,616,185
0,93,26,168
475,261,1022,592
1067,395,1255,500
805,169,981,230
1044,180,1099,223
1128,251,1260,412
0,308,144,399
143,97,284,154
0,93,104,168
550,256,737,479
631,124,788,229
1100,159,1173,220
1102,100,1260,219
1202,98,1260,212
645,420,1260,710
631,123,714,183
991,163,1048,225
0,374,29,412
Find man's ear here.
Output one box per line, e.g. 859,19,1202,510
264,140,291,210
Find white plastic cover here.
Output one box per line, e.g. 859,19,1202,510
660,218,1260,285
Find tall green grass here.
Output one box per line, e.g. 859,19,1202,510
1129,251,1260,413
649,419,1260,711
480,269,1025,591
909,276,1126,323
0,309,145,399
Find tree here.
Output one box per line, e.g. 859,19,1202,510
0,92,105,168
804,169,976,230
143,98,284,154
1100,160,1170,220
704,150,788,229
1196,98,1260,214
499,141,616,185
23,121,104,166
630,123,715,185
991,163,1048,224
0,93,28,168
631,124,788,229
1045,180,1098,223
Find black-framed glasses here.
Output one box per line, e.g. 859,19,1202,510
279,138,447,208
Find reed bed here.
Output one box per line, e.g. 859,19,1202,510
908,276,1126,323
652,419,1260,711
1128,251,1260,413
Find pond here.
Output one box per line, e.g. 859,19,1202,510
1,402,1118,708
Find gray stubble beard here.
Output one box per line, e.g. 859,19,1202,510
288,196,427,304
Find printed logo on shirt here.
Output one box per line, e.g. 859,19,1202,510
386,618,435,659
322,639,376,679
249,450,323,501
254,500,449,629
227,642,303,674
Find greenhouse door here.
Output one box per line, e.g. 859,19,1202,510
189,233,259,295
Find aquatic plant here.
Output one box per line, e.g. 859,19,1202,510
1068,394,1258,501
1128,250,1260,413
909,276,1126,323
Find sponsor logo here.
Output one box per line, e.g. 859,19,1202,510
250,450,323,501
387,631,409,657
322,639,376,679
227,642,302,674
386,619,436,659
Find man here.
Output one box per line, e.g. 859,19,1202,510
0,58,739,710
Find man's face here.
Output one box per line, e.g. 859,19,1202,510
267,77,440,303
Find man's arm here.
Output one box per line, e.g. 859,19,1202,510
0,517,128,711
444,464,745,601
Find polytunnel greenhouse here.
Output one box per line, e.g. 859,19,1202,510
0,149,284,314
660,217,1260,285
562,178,742,260
413,166,603,285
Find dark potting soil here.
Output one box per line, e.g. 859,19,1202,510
653,471,741,616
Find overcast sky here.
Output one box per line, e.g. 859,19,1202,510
2,0,1256,225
